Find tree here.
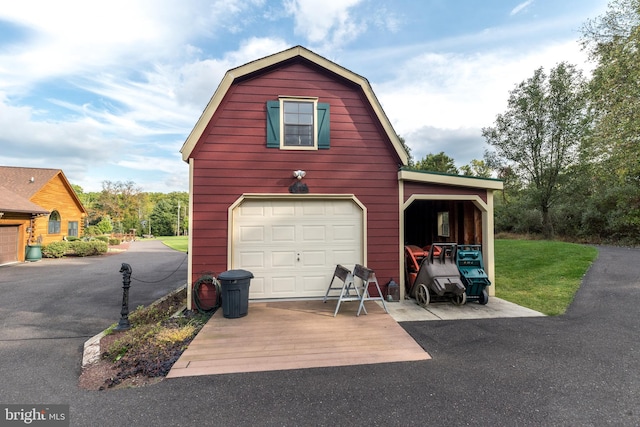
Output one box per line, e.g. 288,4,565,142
149,199,175,236
582,0,640,171
93,181,143,233
413,152,459,174
580,0,640,240
96,216,113,234
482,62,591,238
459,159,492,178
398,135,414,167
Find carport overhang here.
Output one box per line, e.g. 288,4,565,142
398,169,503,301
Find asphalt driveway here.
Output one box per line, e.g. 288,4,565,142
1,243,639,426
0,241,187,405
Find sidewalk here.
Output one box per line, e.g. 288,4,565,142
385,296,545,321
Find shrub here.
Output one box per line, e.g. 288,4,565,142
109,238,121,246
84,226,101,237
96,216,113,234
70,240,108,257
42,241,69,258
66,236,80,242
95,235,109,243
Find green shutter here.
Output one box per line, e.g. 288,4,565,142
317,102,330,149
266,100,280,148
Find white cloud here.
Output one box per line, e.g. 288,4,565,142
511,0,535,16
375,39,591,165
0,0,607,191
152,37,291,112
0,99,117,160
0,0,269,92
284,0,365,47
404,126,484,166
0,36,291,192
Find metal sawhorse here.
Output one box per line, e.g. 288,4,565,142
353,264,389,316
323,264,389,317
323,264,362,317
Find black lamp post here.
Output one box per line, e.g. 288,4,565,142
114,263,132,331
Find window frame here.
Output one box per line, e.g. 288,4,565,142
68,221,79,237
48,210,61,235
279,97,319,150
266,97,330,150
437,211,450,238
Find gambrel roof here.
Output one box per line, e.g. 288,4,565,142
180,45,409,165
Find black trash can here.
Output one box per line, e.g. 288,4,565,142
218,269,253,318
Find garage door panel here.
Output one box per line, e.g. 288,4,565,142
333,225,357,241
330,249,360,265
272,276,296,294
301,251,326,267
272,203,295,216
302,276,327,293
334,202,357,215
238,251,264,268
250,277,266,295
239,226,264,243
238,205,265,218
0,226,19,265
233,199,363,299
272,225,295,241
302,225,326,241
272,251,296,268
301,203,325,216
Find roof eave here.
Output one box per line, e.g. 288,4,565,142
0,207,49,215
399,169,504,190
53,170,89,215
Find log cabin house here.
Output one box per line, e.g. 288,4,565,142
0,166,88,264
180,46,503,309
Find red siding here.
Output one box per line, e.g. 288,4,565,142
190,60,402,285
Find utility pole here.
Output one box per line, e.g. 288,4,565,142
176,201,181,236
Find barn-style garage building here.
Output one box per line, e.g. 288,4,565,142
180,46,502,309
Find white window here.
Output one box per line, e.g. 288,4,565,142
283,100,315,147
438,211,450,237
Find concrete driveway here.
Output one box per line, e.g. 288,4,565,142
1,243,639,426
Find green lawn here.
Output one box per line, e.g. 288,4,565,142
157,236,188,253
495,239,598,316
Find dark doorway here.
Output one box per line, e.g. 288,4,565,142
404,199,483,248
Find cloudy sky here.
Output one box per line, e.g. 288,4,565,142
0,0,607,192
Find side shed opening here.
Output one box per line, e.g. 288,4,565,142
404,199,484,248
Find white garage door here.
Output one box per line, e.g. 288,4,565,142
232,199,363,299
0,226,19,265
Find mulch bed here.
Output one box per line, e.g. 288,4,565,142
78,285,202,391
79,334,164,390
106,241,131,255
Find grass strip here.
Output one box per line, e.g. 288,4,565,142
495,239,598,315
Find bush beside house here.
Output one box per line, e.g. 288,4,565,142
43,239,108,258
